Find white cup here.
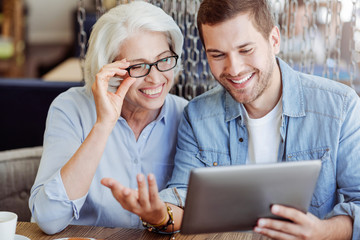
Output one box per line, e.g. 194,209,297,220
0,211,18,240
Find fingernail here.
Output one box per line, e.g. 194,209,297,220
137,174,144,182
258,219,266,227
148,174,154,181
254,227,262,232
272,205,280,213
102,178,111,186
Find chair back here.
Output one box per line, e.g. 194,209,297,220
0,79,83,151
0,146,42,221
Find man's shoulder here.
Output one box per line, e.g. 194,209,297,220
186,85,224,110
181,85,228,122
279,57,358,99
295,72,360,120
190,84,223,102
300,73,354,94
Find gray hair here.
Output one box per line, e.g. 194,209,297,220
84,1,183,92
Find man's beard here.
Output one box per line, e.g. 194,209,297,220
217,52,275,104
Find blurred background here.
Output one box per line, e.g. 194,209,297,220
0,0,359,96
0,0,91,79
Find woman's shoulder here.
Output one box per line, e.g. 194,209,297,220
52,86,93,107
49,86,96,118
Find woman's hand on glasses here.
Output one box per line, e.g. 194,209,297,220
92,59,136,129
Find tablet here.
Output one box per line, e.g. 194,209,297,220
180,160,321,234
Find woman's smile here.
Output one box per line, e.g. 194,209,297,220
139,83,164,97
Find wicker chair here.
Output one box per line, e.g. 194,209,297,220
0,146,42,221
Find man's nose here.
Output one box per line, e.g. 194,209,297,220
226,54,245,76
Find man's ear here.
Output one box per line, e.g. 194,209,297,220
269,26,281,54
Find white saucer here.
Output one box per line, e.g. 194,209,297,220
15,234,31,240
53,238,96,240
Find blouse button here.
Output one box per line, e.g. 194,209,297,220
239,138,244,142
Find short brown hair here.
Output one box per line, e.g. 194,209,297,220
197,0,275,46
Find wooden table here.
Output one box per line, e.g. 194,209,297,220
16,222,269,240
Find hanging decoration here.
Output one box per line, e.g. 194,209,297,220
78,0,360,99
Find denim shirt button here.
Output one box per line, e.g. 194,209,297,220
213,162,218,166
239,138,244,142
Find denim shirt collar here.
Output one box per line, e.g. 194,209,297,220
278,57,306,118
224,89,244,123
224,57,306,124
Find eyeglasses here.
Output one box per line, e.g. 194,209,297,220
125,55,179,78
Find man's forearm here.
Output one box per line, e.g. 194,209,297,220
323,215,353,240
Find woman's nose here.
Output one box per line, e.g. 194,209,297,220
145,65,163,83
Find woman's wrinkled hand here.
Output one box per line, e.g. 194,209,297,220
92,59,136,127
101,173,168,225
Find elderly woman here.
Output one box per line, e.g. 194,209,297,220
29,1,187,235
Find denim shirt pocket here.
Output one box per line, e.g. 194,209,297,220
196,149,232,167
287,147,335,208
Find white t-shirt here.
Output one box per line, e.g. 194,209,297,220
245,98,282,164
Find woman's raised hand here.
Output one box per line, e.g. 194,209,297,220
101,174,168,226
92,59,136,127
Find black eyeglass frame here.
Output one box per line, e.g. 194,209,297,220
125,55,179,78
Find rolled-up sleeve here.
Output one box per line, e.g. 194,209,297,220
327,90,360,239
30,170,87,234
326,203,360,239
159,187,187,208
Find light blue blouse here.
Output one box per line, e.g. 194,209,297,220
29,86,187,234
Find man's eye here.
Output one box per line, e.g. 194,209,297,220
240,49,252,54
211,54,225,59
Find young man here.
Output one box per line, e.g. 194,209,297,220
102,0,360,239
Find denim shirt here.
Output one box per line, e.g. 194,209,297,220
159,58,360,238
